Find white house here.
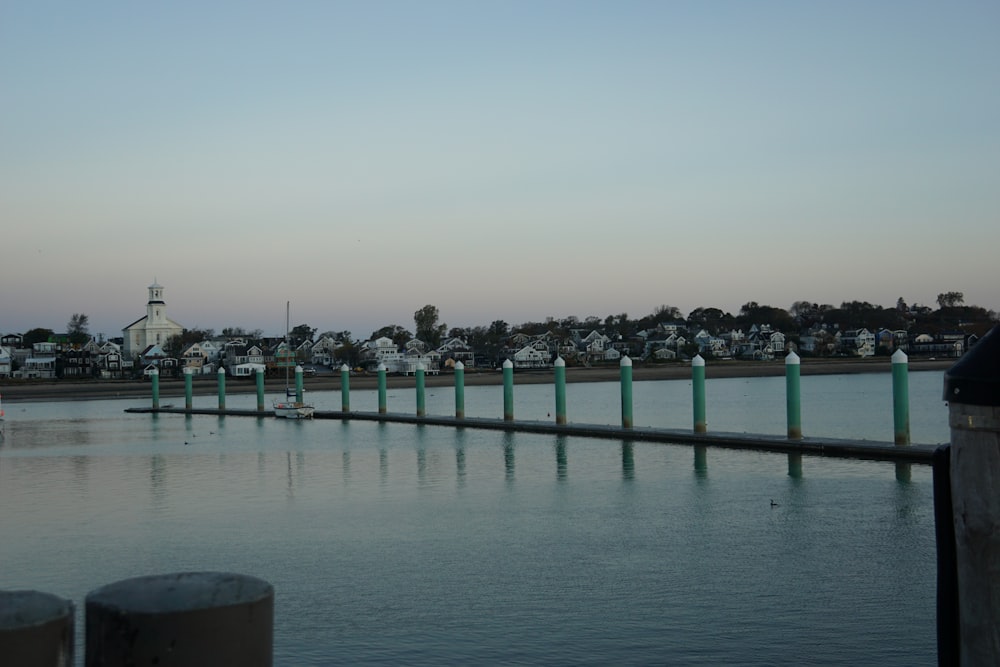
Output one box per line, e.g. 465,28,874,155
123,282,184,358
0,346,11,377
511,345,549,369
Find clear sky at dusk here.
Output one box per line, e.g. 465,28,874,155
2,1,997,340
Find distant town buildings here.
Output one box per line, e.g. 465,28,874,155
0,283,993,380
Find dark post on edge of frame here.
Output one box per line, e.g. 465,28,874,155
940,324,1000,666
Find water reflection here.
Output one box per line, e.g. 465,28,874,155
150,454,166,510
503,432,515,482
694,445,707,478
555,437,567,482
343,451,352,483
454,430,467,488
379,448,389,485
788,453,803,479
621,441,634,480
895,462,911,483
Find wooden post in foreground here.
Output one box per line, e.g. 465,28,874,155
0,590,74,666
86,572,273,667
943,325,1000,665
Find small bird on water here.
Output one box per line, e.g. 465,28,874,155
770,499,779,507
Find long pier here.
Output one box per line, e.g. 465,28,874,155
124,405,937,464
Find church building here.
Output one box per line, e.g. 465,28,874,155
122,281,185,357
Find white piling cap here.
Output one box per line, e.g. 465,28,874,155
785,350,800,365
620,355,632,367
218,367,226,374
455,361,464,370
377,363,386,371
503,359,513,369
554,356,565,367
892,349,908,364
341,364,350,371
417,362,425,371
184,366,193,375
150,367,159,375
692,354,705,367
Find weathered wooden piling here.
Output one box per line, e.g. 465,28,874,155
416,363,426,417
692,354,706,433
377,363,387,414
184,367,193,410
255,367,265,412
150,367,160,410
0,590,74,667
942,325,1000,665
554,357,567,425
892,349,910,445
503,359,514,422
454,361,465,419
786,351,802,440
217,367,226,411
85,571,273,667
620,356,633,429
341,364,350,413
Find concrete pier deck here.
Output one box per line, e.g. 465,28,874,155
125,406,938,464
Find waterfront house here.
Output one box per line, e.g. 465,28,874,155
1,333,22,349
511,344,550,369
0,346,11,377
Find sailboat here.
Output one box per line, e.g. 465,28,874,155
273,302,315,419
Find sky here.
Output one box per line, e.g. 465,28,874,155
2,1,998,341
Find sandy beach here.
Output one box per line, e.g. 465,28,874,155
0,358,953,402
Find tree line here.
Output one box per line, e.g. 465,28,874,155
13,293,996,362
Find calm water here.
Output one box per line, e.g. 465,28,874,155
0,372,947,665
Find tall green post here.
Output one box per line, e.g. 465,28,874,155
184,367,194,411
554,356,567,425
295,365,304,404
620,355,633,429
502,359,514,422
692,354,706,433
377,363,387,414
341,364,351,413
786,350,802,440
255,367,265,412
415,363,426,417
892,349,910,445
454,361,465,419
151,367,160,410
217,367,226,411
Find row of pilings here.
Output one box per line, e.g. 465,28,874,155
149,351,914,445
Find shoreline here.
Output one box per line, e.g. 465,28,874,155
0,358,954,403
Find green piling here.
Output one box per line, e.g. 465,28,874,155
786,350,802,440
416,363,426,417
255,367,265,412
554,356,567,425
377,363,387,414
892,349,910,445
295,365,304,404
217,367,226,411
341,364,351,413
620,356,633,429
151,367,160,410
453,361,465,419
184,367,193,410
502,359,514,421
692,354,706,433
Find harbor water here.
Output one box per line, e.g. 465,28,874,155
0,371,946,664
